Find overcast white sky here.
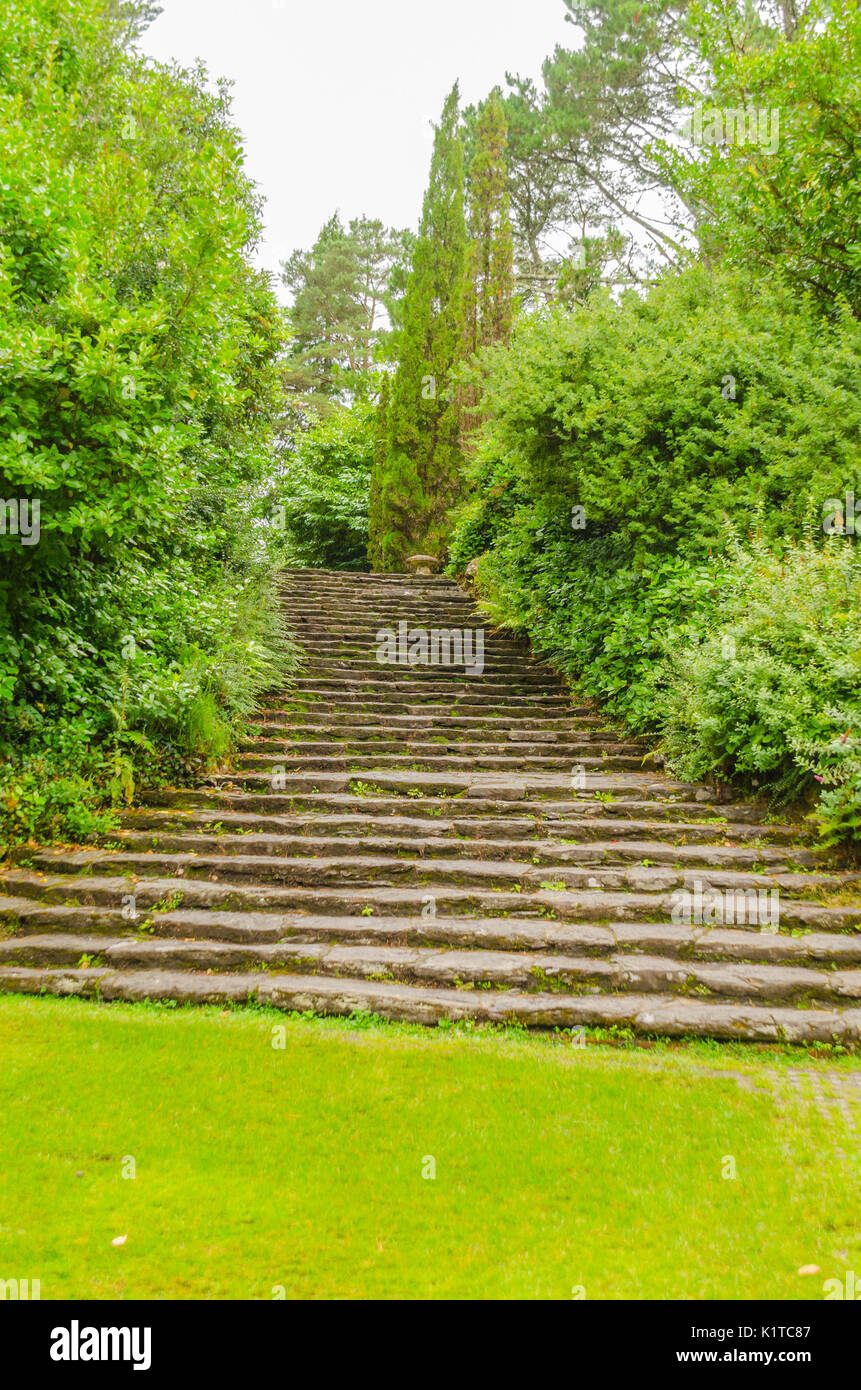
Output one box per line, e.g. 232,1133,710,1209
142,0,571,297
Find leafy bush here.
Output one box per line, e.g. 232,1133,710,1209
276,405,375,569
449,268,861,845
0,0,297,846
662,0,861,316
452,269,861,566
661,536,861,843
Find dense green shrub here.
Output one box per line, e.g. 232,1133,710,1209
450,268,861,843
277,405,375,570
452,269,861,564
661,536,861,844
0,0,296,845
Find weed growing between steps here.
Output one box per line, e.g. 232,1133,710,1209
2,994,859,1300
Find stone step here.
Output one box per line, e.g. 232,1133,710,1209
198,768,708,802
137,788,759,823
242,737,647,758
97,828,814,870
288,684,568,703
298,661,562,679
250,724,632,745
232,751,651,773
116,806,808,845
289,673,563,689
285,607,487,623
277,699,581,719
16,848,849,898
295,638,544,659
282,590,476,600
7,899,861,967
3,870,857,930
284,686,574,702
4,933,861,1005
296,639,538,656
255,710,604,729
2,964,859,1042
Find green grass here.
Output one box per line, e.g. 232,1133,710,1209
1,996,859,1300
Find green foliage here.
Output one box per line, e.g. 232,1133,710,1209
277,405,375,570
663,0,861,313
484,0,855,297
369,85,469,570
0,717,121,848
0,0,295,845
464,90,514,354
457,496,717,732
281,215,410,411
662,537,861,842
453,267,861,567
449,267,861,843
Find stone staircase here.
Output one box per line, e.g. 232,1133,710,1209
3,568,861,1044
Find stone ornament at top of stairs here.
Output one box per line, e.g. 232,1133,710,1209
405,554,440,575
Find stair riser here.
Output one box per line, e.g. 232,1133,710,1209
199,774,703,802
136,790,746,821
6,903,861,967
2,967,859,1043
256,713,605,729
16,853,842,897
241,739,646,757
233,754,650,773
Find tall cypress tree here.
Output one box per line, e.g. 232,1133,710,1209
461,90,515,452
368,85,467,571
367,373,390,565
465,89,514,355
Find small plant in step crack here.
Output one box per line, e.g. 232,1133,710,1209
138,889,184,933
361,905,374,917
540,880,567,892
351,781,390,798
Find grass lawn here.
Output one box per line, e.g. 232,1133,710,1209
1,996,859,1300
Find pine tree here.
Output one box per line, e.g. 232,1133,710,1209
281,215,409,413
368,85,468,571
281,215,364,412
